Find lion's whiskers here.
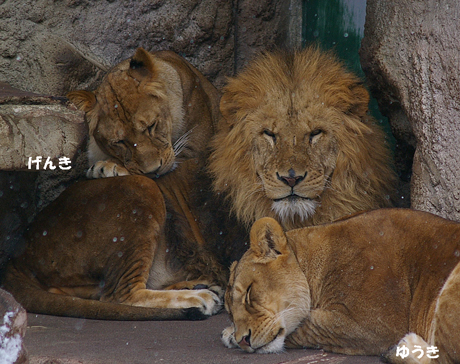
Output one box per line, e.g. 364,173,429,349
258,300,307,351
173,127,196,157
245,185,264,199
270,298,306,328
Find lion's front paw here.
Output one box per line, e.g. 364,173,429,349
196,289,223,316
87,161,129,178
221,325,238,348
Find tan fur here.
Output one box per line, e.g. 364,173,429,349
2,49,226,320
209,47,395,231
223,209,460,363
68,48,219,179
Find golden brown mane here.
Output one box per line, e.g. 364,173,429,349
209,47,395,230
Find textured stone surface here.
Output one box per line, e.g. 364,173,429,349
0,0,300,94
361,0,460,220
0,289,28,364
0,104,86,171
234,0,302,71
0,0,234,93
0,82,87,172
235,0,287,70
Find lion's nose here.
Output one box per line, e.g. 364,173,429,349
238,331,251,349
277,169,306,187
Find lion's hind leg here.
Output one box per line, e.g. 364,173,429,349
101,252,222,317
103,251,222,317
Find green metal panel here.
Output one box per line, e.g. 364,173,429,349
302,0,395,149
302,0,365,77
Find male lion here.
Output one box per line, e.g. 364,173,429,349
209,47,396,231
223,210,460,363
2,48,227,320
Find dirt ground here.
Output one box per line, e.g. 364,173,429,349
25,312,383,364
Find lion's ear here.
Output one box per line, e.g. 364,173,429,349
249,217,288,263
347,82,370,118
67,90,97,113
128,47,157,81
219,84,261,125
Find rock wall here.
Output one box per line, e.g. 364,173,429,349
0,0,300,95
360,0,460,220
0,0,235,93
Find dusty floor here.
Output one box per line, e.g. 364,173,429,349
25,312,383,364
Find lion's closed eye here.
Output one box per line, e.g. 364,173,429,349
111,140,128,152
263,130,277,147
309,129,323,144
244,284,252,306
244,284,260,314
147,120,158,137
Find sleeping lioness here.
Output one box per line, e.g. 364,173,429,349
68,47,220,179
2,48,225,320
223,209,460,363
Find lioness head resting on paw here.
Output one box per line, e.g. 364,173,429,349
209,47,395,230
224,211,460,360
222,217,309,354
68,48,219,177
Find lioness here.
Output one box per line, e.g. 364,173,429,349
68,47,219,179
2,48,226,320
223,209,460,363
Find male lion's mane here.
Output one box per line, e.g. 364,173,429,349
209,47,395,229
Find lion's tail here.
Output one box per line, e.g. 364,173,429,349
2,266,207,321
